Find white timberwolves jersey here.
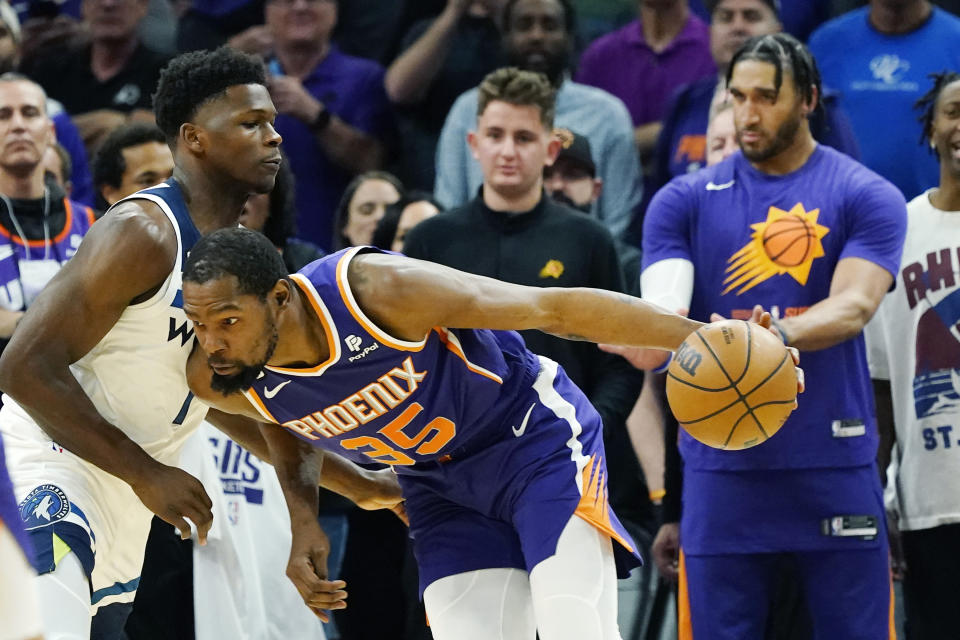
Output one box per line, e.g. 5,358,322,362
4,180,207,463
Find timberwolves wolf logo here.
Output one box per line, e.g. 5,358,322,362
900,248,960,419
19,484,70,530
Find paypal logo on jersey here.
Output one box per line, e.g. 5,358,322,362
346,334,379,362
19,484,70,530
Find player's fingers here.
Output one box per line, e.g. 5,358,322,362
795,366,805,394
305,585,348,609
709,312,724,322
166,515,192,540
309,606,330,623
787,346,800,365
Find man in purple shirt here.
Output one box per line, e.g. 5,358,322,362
265,0,393,252
575,0,715,159
637,34,905,639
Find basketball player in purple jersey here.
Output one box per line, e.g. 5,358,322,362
633,34,906,639
0,48,402,639
179,227,802,639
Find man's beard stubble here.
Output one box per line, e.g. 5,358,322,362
209,324,279,396
738,112,803,164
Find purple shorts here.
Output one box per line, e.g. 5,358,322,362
397,356,642,594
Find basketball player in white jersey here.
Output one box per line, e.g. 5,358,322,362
0,47,401,639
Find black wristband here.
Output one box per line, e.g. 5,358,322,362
310,105,331,132
770,316,790,345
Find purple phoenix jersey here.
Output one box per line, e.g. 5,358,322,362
243,247,641,589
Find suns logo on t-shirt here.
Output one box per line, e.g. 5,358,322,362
722,203,831,295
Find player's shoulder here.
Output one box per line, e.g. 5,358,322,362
817,146,901,196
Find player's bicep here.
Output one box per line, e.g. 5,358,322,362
349,253,553,338
7,205,175,364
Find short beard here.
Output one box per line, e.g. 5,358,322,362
510,50,569,86
209,324,279,396
739,113,803,163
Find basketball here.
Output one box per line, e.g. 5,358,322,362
665,320,797,450
762,215,816,267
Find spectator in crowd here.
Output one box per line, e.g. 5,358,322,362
650,0,860,210
688,0,833,42
265,0,394,252
23,0,171,153
0,74,95,354
435,0,643,239
543,128,641,296
810,0,960,199
42,142,72,196
0,1,94,207
616,33,906,639
386,0,508,190
371,191,443,252
332,170,403,249
406,67,656,637
575,0,715,163
92,123,172,210
866,71,960,640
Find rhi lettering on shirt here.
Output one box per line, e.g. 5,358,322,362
345,334,363,352
282,356,427,440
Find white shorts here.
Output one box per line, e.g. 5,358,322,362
0,403,153,612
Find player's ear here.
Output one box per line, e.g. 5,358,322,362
273,278,292,310
467,131,479,160
180,123,205,155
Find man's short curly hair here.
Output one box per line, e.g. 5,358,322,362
153,47,266,143
477,67,556,128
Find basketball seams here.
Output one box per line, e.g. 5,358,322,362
694,325,767,448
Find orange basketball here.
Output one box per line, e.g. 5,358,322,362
762,215,816,267
665,320,797,450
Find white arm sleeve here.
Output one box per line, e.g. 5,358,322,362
640,258,694,313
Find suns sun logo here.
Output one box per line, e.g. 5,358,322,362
722,203,830,295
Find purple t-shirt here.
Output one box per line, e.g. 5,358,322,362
575,15,715,126
643,146,906,472
269,48,393,251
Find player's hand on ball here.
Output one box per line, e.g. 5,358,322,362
710,305,805,405
129,463,213,544
651,522,680,582
287,520,347,621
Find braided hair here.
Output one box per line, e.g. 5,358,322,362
726,33,823,118
915,70,960,150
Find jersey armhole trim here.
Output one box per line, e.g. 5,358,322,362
243,388,279,423
433,327,503,384
264,274,342,376
335,247,428,352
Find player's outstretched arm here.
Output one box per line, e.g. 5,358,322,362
347,252,703,350
0,202,213,542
